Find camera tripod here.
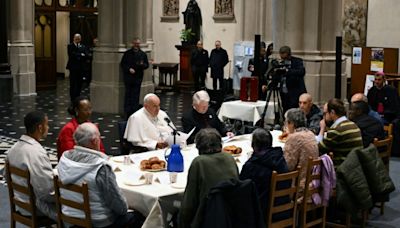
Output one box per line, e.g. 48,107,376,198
256,80,284,128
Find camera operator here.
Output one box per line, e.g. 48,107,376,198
270,46,306,113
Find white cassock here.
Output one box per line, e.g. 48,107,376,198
124,108,176,150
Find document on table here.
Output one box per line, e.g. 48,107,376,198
166,127,196,145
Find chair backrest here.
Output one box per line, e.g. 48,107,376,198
53,175,92,228
384,123,393,137
266,167,301,228
5,160,40,227
300,157,326,227
373,135,393,172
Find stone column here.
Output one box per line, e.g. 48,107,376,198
272,0,344,103
9,0,36,96
92,0,154,114
91,0,126,113
241,0,273,42
125,0,154,105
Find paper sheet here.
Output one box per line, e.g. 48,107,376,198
166,127,196,145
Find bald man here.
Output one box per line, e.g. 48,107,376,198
124,93,175,150
298,93,323,134
66,33,88,102
191,41,209,91
351,93,384,125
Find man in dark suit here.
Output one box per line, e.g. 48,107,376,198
349,100,385,147
66,34,88,102
276,46,306,114
182,90,233,144
191,41,209,91
120,38,149,119
367,72,400,123
209,40,229,91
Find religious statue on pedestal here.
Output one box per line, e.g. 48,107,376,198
182,0,202,44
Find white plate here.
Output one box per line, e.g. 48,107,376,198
124,179,146,186
111,156,124,163
171,182,186,189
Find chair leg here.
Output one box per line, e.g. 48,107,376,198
11,220,15,228
380,202,385,215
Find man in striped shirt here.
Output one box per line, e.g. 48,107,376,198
317,98,363,166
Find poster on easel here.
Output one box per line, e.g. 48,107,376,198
370,48,384,72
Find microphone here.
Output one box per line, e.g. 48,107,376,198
164,117,171,124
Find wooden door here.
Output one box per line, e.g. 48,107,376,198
34,11,57,90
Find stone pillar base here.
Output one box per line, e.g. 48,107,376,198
9,44,36,96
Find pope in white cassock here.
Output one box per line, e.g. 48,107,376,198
124,93,175,150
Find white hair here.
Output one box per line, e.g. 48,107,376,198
73,122,99,147
143,93,158,104
193,90,210,105
74,33,81,38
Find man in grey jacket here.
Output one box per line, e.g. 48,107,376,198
6,111,56,220
57,122,144,228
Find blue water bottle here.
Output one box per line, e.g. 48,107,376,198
164,144,184,172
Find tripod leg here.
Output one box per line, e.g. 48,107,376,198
257,87,273,127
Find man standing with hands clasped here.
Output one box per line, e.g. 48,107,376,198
67,33,88,102
121,37,149,119
209,40,229,91
191,40,209,91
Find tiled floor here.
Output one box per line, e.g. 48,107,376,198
0,79,192,152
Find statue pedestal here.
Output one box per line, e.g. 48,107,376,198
175,44,195,92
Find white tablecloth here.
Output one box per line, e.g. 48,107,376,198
217,100,277,125
111,131,284,228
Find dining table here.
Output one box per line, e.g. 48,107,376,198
109,130,285,228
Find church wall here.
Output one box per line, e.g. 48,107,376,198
367,0,400,72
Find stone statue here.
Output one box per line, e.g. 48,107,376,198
182,0,202,43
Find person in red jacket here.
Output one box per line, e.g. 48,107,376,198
57,96,105,159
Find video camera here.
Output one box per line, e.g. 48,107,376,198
266,59,291,89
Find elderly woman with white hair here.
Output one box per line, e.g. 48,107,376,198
182,90,233,144
283,108,318,195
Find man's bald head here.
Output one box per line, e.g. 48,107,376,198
298,93,313,115
351,93,368,103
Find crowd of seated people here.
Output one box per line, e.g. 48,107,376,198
4,69,399,227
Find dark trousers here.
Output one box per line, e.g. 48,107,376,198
124,77,143,119
193,68,206,91
69,69,83,102
212,76,224,90
104,211,145,228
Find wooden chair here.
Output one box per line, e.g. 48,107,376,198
299,157,327,228
266,167,301,228
372,135,393,215
5,160,56,228
384,123,393,137
53,175,92,228
373,135,393,172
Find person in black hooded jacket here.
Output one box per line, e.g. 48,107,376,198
239,128,289,220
